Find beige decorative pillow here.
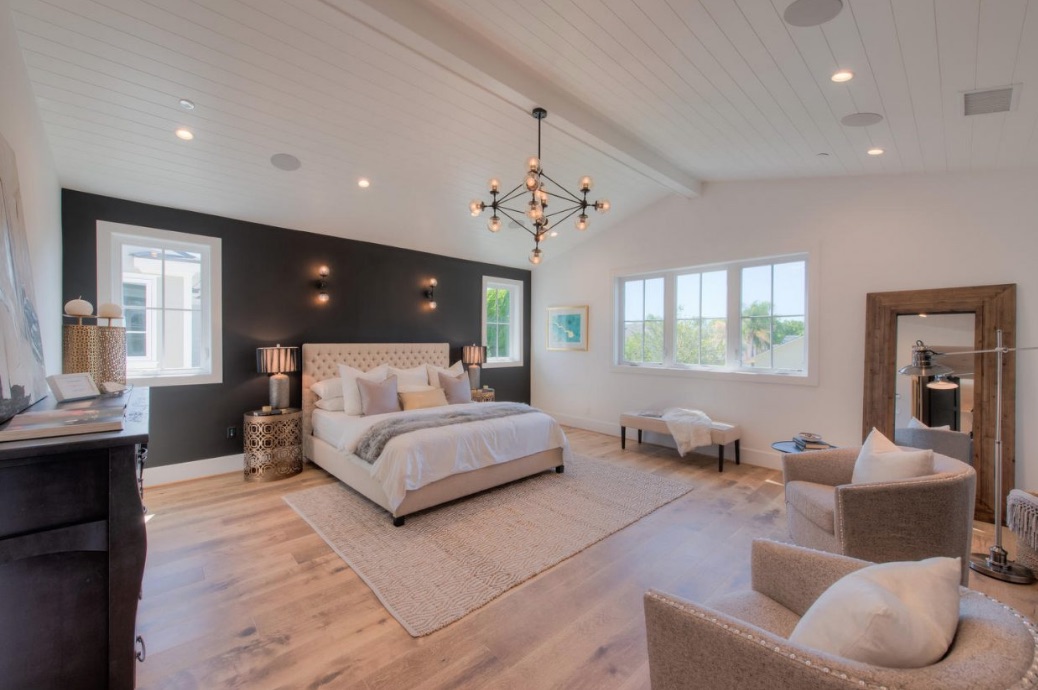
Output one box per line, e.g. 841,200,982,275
357,375,401,416
790,556,961,668
438,371,472,404
399,388,448,411
852,428,934,484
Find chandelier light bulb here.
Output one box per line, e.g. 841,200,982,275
527,156,540,172
488,178,500,192
595,199,611,213
529,248,542,265
576,214,589,231
579,176,593,191
536,187,548,204
525,173,538,191
488,215,501,232
469,199,484,216
528,206,543,221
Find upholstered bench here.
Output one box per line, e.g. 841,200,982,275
619,412,742,472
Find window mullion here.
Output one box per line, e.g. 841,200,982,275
728,268,740,368
663,272,675,366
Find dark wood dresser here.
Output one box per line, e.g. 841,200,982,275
0,387,149,689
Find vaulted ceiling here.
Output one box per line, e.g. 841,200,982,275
11,0,1038,267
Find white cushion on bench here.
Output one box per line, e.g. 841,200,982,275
620,412,741,446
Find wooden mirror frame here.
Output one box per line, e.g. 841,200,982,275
862,284,1016,523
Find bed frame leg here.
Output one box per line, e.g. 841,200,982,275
392,516,405,527
555,465,565,473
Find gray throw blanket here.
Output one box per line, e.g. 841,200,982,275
354,402,539,464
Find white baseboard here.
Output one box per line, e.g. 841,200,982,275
144,453,242,487
546,410,783,472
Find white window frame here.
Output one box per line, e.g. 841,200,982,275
613,252,817,385
97,221,222,387
481,276,524,368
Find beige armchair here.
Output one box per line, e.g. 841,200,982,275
644,539,1038,690
783,448,976,585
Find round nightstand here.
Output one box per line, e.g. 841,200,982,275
243,408,303,481
471,388,496,403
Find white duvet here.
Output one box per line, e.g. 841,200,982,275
312,403,571,510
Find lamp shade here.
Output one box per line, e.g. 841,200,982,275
257,345,299,374
462,345,486,366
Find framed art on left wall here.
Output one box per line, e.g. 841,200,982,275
547,306,589,351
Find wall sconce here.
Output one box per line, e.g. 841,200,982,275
424,278,438,310
316,265,330,303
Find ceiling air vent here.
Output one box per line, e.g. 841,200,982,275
964,87,1016,116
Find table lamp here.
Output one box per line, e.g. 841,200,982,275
462,344,486,390
256,344,299,409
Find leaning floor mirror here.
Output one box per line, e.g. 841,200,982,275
862,283,1016,524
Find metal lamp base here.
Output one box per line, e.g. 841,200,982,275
969,547,1036,584
269,373,290,409
468,365,480,391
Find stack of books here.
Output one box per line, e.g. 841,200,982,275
793,432,829,451
0,389,130,443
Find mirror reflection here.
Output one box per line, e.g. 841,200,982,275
894,314,975,433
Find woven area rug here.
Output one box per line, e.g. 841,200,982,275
284,454,693,636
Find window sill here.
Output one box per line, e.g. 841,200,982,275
610,363,817,387
483,360,523,369
128,371,223,387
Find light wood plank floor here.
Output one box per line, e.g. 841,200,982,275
137,428,1037,689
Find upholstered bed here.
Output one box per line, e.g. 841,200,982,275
302,343,568,525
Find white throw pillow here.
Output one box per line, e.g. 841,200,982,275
908,417,951,431
388,365,429,388
337,363,389,416
426,361,464,388
790,557,961,668
310,377,342,400
314,397,345,412
852,428,934,484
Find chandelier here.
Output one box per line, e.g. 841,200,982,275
468,107,610,264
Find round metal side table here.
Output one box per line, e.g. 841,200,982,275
243,408,303,481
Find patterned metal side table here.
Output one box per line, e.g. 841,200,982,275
243,408,303,481
471,388,496,403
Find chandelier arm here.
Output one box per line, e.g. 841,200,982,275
547,207,583,227
495,184,529,206
497,203,537,216
543,204,583,220
540,189,585,206
537,171,585,204
494,208,539,238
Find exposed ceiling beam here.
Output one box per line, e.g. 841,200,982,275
321,0,702,197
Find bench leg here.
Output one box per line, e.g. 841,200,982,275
621,426,626,449
393,516,405,527
735,439,741,465
718,444,725,472
638,429,643,444
555,465,565,473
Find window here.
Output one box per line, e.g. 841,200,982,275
616,254,809,377
482,276,523,367
97,221,222,386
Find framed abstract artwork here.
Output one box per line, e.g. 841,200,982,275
547,306,589,351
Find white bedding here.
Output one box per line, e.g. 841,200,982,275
311,403,571,510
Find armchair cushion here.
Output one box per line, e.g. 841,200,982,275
785,481,836,534
790,556,962,668
852,428,934,484
705,590,800,638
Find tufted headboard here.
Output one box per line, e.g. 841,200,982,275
301,342,450,456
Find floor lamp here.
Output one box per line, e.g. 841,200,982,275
899,329,1037,584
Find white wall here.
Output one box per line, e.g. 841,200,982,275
532,169,1038,490
0,0,62,374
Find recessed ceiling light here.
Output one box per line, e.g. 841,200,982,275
178,98,195,110
174,127,194,141
831,70,854,83
270,153,302,171
867,147,885,156
357,178,370,188
841,112,884,127
783,0,843,27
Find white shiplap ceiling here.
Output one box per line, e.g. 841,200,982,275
10,0,1038,267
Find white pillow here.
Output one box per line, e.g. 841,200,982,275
315,397,345,412
852,428,934,484
337,363,389,416
790,557,961,668
388,365,429,388
908,417,951,431
310,377,342,400
427,361,464,388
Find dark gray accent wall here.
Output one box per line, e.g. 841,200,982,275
61,190,531,468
